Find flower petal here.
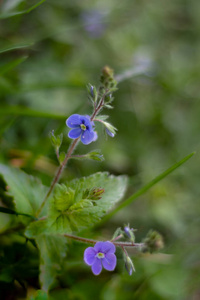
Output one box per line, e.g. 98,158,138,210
68,128,82,139
84,247,96,266
92,258,102,275
66,114,81,128
81,130,95,145
80,116,92,130
92,131,98,142
102,253,116,271
100,241,116,254
94,241,105,252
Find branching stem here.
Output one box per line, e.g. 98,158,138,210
36,90,109,217
63,233,144,249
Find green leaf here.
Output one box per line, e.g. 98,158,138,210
0,56,28,75
0,206,37,220
102,152,195,222
0,43,33,54
0,0,46,19
36,235,67,292
29,290,48,300
0,105,67,119
0,164,48,217
25,172,127,237
71,150,104,162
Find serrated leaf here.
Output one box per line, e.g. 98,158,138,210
0,164,48,217
36,235,67,292
25,172,127,237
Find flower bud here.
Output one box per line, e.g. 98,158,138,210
123,225,135,242
125,256,135,276
82,187,104,200
142,230,164,253
102,121,117,137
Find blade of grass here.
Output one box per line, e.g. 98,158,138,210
102,152,195,222
0,43,33,54
0,0,46,19
0,106,67,119
0,56,28,75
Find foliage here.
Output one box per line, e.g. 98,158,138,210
0,0,200,299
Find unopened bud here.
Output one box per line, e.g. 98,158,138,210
82,188,104,200
142,230,164,253
125,256,135,276
123,225,135,242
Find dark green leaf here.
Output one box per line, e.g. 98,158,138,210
36,235,67,292
0,164,48,217
0,56,28,75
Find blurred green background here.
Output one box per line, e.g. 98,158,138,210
0,0,200,299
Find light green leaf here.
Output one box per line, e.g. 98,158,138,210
36,235,67,292
0,164,48,217
25,172,127,237
71,150,104,162
64,172,127,212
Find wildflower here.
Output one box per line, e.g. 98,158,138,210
66,114,97,145
84,241,117,275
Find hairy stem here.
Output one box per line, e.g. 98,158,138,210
36,138,79,217
36,90,108,217
63,233,144,248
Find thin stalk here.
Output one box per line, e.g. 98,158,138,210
36,138,79,217
36,90,108,217
63,233,144,248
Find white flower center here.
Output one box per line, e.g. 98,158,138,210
96,252,105,259
80,124,87,131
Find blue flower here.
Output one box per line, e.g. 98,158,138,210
84,241,117,275
66,114,97,145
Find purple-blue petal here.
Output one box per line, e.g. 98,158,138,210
106,128,115,137
66,114,81,128
94,241,105,252
100,241,116,254
102,253,116,271
92,131,98,142
68,128,82,139
91,258,102,275
84,247,96,266
81,130,95,145
79,115,92,130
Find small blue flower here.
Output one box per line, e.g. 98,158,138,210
66,114,97,145
84,241,117,275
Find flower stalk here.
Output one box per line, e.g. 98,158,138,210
36,89,111,217
63,233,144,249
